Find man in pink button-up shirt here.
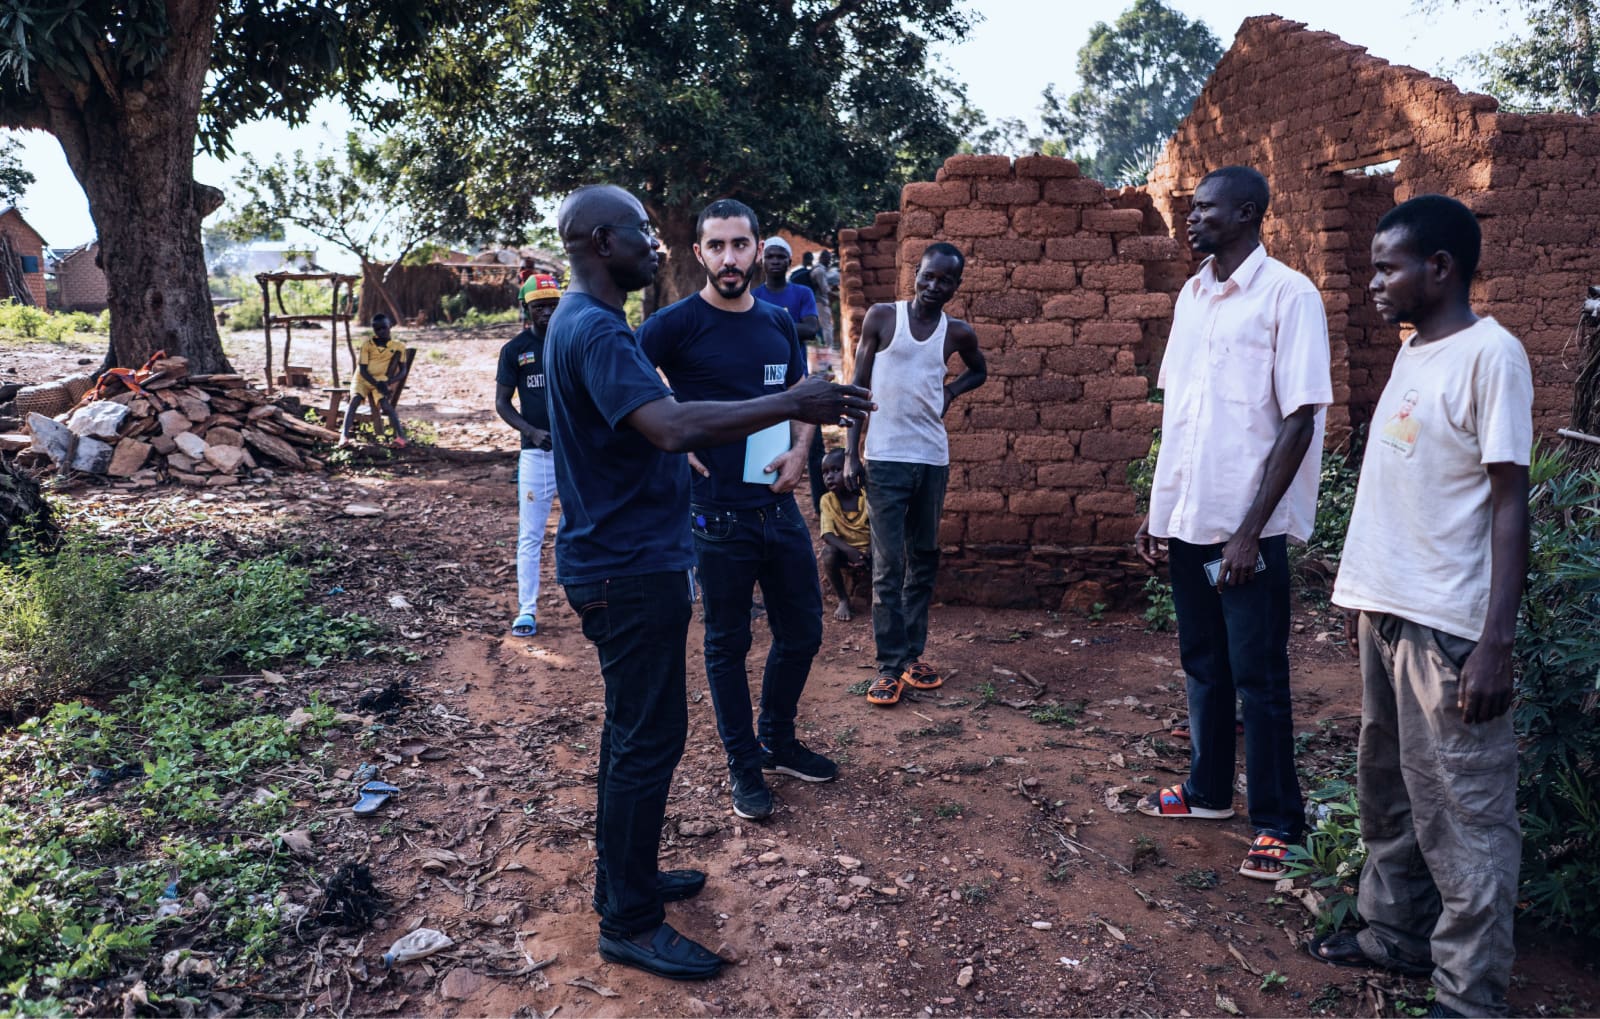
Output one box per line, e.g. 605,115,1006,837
1133,165,1333,883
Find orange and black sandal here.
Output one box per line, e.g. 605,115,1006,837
865,673,904,706
1240,834,1292,880
901,661,943,690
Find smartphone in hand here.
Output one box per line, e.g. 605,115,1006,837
1203,553,1267,587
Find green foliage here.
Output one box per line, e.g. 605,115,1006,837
1039,0,1222,181
1293,429,1365,577
1282,783,1367,933
1126,429,1160,513
0,300,47,338
0,136,32,203
1030,702,1083,728
0,535,384,712
213,275,339,331
404,0,973,296
0,675,334,1010
1444,0,1599,114
1513,447,1600,934
1141,576,1176,632
229,131,460,271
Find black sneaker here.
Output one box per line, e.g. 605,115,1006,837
729,765,773,820
760,739,839,783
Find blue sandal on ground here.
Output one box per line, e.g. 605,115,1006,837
351,780,400,816
511,613,537,637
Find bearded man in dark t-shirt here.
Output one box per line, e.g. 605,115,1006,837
639,200,838,827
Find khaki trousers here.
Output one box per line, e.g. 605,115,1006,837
1355,612,1520,1018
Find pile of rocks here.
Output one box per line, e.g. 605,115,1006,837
18,356,337,487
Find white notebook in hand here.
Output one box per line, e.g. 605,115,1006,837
742,422,791,485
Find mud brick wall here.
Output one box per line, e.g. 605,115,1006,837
1143,14,1600,439
837,212,899,384
836,154,1184,609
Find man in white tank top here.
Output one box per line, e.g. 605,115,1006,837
844,243,987,707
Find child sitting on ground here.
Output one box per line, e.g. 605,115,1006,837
818,448,871,621
339,313,410,447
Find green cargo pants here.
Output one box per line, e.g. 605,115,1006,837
1354,611,1520,1018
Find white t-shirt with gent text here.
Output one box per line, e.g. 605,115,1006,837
1332,317,1534,641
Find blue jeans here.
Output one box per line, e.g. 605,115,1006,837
1168,535,1304,840
865,460,949,677
691,496,823,770
563,570,694,938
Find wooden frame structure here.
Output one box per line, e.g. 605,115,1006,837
256,271,360,394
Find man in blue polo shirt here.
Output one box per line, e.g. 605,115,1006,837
543,185,872,982
639,200,837,826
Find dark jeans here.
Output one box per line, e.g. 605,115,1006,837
563,570,694,938
806,429,825,517
691,496,823,770
1168,535,1304,840
865,460,949,677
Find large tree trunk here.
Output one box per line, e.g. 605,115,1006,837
39,0,231,373
643,204,705,317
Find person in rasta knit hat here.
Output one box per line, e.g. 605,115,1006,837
496,272,564,636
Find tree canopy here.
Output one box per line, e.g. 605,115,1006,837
0,137,33,205
1446,0,1599,114
230,132,459,273
1039,0,1221,184
402,0,973,305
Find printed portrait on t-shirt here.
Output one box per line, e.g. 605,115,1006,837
1379,388,1421,455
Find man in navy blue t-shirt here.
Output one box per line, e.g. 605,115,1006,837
543,185,872,982
639,200,837,827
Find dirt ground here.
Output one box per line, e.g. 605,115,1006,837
13,324,1600,1018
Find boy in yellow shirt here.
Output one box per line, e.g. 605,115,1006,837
339,313,410,447
818,449,871,620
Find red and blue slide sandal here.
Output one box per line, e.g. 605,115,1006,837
1135,784,1236,820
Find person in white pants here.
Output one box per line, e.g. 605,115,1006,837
495,273,564,636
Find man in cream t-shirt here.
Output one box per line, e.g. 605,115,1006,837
1322,194,1532,1019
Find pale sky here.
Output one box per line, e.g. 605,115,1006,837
11,1,1520,262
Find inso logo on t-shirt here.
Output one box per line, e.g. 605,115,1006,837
763,363,786,386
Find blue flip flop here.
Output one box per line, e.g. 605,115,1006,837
352,780,400,816
511,613,537,637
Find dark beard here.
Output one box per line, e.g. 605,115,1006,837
702,257,758,299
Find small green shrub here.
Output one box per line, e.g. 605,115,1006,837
0,535,384,712
0,301,49,337
438,292,468,322
1283,783,1366,933
1141,576,1176,632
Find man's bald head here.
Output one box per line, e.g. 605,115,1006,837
558,185,646,250
557,184,661,296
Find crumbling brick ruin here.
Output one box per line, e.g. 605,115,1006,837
836,16,1600,608
1146,15,1598,439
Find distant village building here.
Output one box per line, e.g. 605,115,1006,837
50,242,108,312
0,206,47,306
